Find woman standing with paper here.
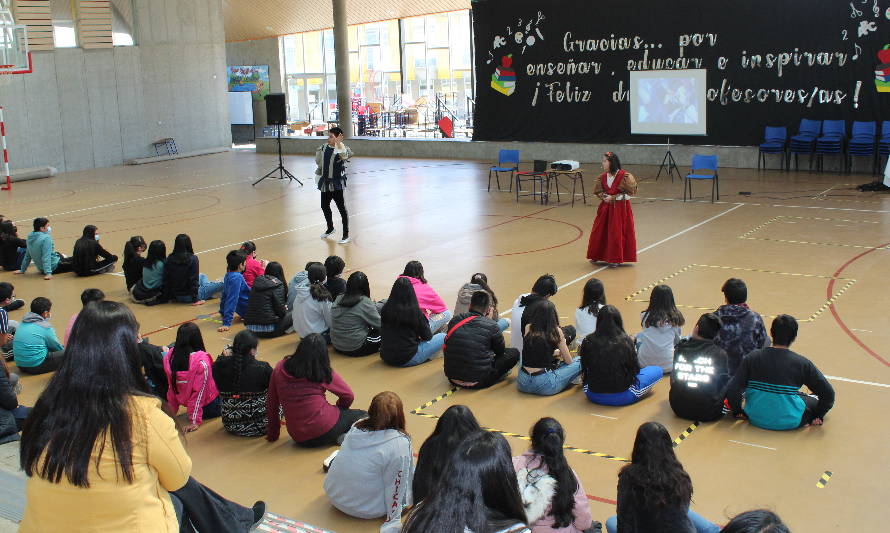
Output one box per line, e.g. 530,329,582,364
316,127,353,244
586,152,637,267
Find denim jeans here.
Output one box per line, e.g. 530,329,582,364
197,273,224,301
402,333,446,367
606,510,719,533
517,359,582,396
496,318,509,332
584,365,662,406
428,310,453,334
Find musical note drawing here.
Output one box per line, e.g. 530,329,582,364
851,1,863,17
853,43,862,60
873,0,880,17
842,29,849,40
487,50,494,64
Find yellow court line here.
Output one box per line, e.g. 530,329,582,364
738,215,887,250
673,421,701,447
816,470,833,489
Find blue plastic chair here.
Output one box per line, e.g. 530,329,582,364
847,121,877,173
789,119,821,171
758,126,787,170
488,149,520,192
684,155,719,203
815,120,846,172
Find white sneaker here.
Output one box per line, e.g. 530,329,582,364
321,229,334,239
338,236,351,244
323,450,339,472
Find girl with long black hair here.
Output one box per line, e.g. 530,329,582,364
71,224,118,276
380,277,445,367
719,510,788,533
605,422,719,533
291,263,334,341
213,330,272,437
243,261,292,338
413,404,481,503
163,233,224,304
636,284,685,372
121,235,146,290
513,418,595,532
404,430,530,533
130,239,166,305
162,322,220,432
575,278,606,345
0,219,27,272
331,271,382,356
517,301,580,396
399,260,453,333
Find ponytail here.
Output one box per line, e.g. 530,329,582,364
307,263,332,302
230,330,258,393
530,418,577,528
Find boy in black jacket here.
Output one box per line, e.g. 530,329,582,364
669,313,730,422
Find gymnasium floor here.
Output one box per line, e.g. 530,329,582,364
3,149,890,532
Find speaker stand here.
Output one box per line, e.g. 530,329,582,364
253,126,303,186
656,137,680,182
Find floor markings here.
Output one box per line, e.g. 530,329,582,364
825,375,890,388
636,196,890,214
590,413,618,420
729,440,777,451
816,471,833,489
673,421,701,447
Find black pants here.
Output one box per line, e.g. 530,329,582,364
799,393,820,427
77,257,118,276
297,407,367,448
51,254,73,275
321,190,348,237
336,328,381,357
252,312,293,339
2,299,23,312
451,348,521,390
169,476,255,533
17,350,65,375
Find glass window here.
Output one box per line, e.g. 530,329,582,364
304,31,324,73
283,34,304,74
426,14,449,48
324,30,335,72
348,26,358,52
402,16,424,42
111,0,135,46
449,12,471,70
52,0,77,48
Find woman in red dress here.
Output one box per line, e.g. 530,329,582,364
586,152,637,267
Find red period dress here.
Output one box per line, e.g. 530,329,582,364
586,170,637,264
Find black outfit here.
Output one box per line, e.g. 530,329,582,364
319,145,349,238
243,275,292,338
0,363,27,441
0,233,26,271
213,353,273,437
169,476,257,533
17,351,65,375
669,338,731,422
337,328,382,357
321,191,348,237
615,469,695,533
71,238,118,276
139,341,168,400
380,310,432,366
123,255,146,290
518,293,548,334
296,407,367,448
581,336,639,393
326,277,346,300
164,253,199,303
443,311,519,389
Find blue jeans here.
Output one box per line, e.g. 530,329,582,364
585,365,662,406
198,273,224,301
428,310,453,334
516,359,582,396
402,333,445,367
606,510,719,533
496,318,509,332
15,247,25,271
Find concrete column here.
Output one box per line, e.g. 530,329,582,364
332,0,352,137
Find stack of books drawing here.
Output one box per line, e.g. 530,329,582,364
491,55,516,96
876,64,890,92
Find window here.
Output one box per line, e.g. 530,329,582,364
52,0,76,48
111,0,135,46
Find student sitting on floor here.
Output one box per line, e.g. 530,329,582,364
239,241,267,288
399,260,453,333
403,430,530,533
453,272,501,317
13,297,65,375
1,355,28,443
16,217,73,279
380,277,445,367
719,510,789,533
331,271,383,357
517,301,580,397
291,263,334,341
413,405,480,504
714,278,769,375
71,224,118,276
325,255,347,299
121,235,147,291
1,282,19,360
163,323,220,432
243,261,292,338
213,330,273,437
575,278,606,347
324,391,413,533
163,233,224,305
267,333,365,447
513,418,596,533
0,219,27,272
131,240,166,305
287,261,321,311
669,313,731,422
636,285,685,373
727,314,835,431
580,305,662,406
64,288,104,344
217,250,251,333
444,291,518,390
605,422,719,533
511,274,559,354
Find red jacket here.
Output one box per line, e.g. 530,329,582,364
266,359,354,443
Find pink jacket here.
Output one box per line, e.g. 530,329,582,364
512,452,593,533
163,349,219,426
398,276,448,316
243,255,265,288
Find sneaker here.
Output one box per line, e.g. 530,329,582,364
338,236,351,244
250,501,266,530
323,449,339,472
321,229,335,239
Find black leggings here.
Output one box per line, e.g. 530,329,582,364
321,190,348,237
297,407,367,447
169,476,255,533
336,328,381,357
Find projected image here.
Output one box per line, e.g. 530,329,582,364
637,78,699,124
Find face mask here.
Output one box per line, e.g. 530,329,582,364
95,234,100,241
46,226,52,233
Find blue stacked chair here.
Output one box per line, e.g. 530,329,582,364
847,121,877,174
758,126,787,170
788,119,821,171
684,154,719,203
814,120,846,172
879,121,890,171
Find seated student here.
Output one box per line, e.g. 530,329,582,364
130,240,166,305
727,314,835,431
580,305,662,406
121,235,147,291
517,301,579,397
213,330,273,437
64,288,105,344
217,250,251,333
324,391,413,533
403,430,530,533
399,260,453,333
380,277,445,367
1,282,19,360
719,510,789,533
714,278,769,374
325,255,347,299
605,422,719,533
454,272,502,317
13,297,65,375
18,301,265,533
413,405,480,504
331,271,382,356
163,233,224,305
511,274,559,353
162,323,220,432
267,333,365,447
1,356,29,443
445,291,518,389
575,278,606,346
287,261,321,311
243,261,292,338
291,263,334,340
71,225,118,276
239,241,266,288
669,313,731,422
636,285,685,373
0,219,27,272
513,418,596,533
16,217,73,279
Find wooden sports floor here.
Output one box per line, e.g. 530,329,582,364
4,150,890,532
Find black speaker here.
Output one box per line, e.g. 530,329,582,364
265,93,287,125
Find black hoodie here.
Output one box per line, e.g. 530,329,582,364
243,275,287,326
163,253,199,302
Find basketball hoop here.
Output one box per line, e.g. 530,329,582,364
0,0,29,190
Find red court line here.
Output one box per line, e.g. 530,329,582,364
141,315,205,337
587,493,617,505
485,217,584,257
827,241,890,368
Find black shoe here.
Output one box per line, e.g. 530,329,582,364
250,501,266,530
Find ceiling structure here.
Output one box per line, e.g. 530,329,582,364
222,0,471,42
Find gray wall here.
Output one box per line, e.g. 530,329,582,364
0,0,231,173
225,37,282,142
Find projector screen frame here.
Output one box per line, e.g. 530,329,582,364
629,68,708,137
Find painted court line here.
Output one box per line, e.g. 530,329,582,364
590,413,618,420
825,375,890,388
637,196,890,214
728,440,777,451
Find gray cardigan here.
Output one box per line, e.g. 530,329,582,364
331,295,382,352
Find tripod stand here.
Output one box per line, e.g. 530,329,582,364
253,125,302,186
656,137,680,182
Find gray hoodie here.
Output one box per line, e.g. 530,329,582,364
291,279,333,338
324,425,413,533
331,295,382,352
287,270,310,311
